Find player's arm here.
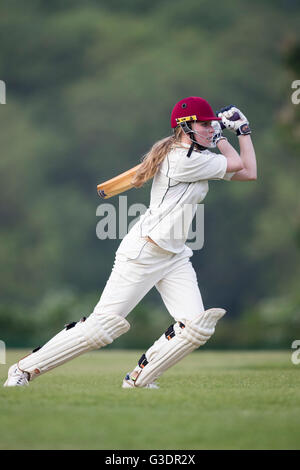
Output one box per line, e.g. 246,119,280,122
231,135,257,181
216,138,244,173
217,105,257,181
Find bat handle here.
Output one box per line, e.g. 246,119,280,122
219,112,240,129
216,105,240,130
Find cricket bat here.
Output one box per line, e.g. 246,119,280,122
97,164,142,199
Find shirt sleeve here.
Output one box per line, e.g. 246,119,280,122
223,171,236,181
169,149,228,183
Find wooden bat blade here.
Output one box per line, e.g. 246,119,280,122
97,164,141,199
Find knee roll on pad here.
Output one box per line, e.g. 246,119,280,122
135,308,226,387
182,308,226,347
18,313,130,379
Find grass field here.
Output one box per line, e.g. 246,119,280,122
0,349,299,450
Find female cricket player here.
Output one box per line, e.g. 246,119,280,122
4,97,257,388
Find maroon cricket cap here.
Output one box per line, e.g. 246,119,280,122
171,96,221,128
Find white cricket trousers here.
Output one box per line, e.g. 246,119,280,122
92,238,204,325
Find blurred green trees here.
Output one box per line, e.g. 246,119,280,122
0,1,299,348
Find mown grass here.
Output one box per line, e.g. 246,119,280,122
0,349,299,449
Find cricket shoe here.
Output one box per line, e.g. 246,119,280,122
3,363,30,387
122,373,159,389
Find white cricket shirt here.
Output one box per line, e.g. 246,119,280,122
117,143,232,257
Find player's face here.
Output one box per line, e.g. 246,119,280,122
191,121,214,147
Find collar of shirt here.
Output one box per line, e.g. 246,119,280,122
172,142,210,153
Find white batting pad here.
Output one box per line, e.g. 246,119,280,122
18,313,130,380
135,308,226,387
183,308,226,346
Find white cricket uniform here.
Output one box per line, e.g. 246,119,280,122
10,144,233,385
93,144,232,325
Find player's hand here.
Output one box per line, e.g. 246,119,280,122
217,105,251,136
210,121,228,148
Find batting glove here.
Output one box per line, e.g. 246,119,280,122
217,105,251,136
210,121,228,148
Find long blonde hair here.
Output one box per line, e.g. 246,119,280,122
132,126,184,188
